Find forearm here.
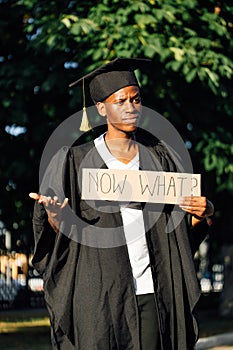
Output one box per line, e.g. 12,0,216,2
48,215,60,234
191,215,205,227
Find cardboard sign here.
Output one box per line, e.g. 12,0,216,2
82,168,201,204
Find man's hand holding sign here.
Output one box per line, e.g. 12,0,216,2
179,195,214,226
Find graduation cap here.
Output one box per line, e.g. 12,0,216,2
69,57,151,132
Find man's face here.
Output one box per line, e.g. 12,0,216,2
97,85,142,134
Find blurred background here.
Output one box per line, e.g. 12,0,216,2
0,0,233,349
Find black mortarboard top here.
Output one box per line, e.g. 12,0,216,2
69,57,151,131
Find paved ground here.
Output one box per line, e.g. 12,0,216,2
209,348,233,349
215,348,233,349
200,345,233,349
196,333,233,350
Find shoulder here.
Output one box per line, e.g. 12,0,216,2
70,141,95,157
136,128,177,171
69,124,107,159
136,127,171,156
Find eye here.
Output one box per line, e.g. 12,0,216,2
115,100,124,106
133,96,141,104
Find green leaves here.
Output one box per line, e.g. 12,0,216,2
196,129,233,192
134,13,157,28
69,18,99,36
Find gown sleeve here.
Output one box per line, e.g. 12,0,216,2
31,201,56,276
188,217,209,255
31,147,69,276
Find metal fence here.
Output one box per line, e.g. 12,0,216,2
0,250,45,310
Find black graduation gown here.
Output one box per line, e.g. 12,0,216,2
32,132,208,350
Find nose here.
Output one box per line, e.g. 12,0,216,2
125,100,135,112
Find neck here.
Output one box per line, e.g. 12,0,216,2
105,130,136,151
104,130,138,164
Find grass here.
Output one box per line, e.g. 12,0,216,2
197,294,233,338
0,297,233,350
0,318,50,332
0,309,51,350
198,311,233,338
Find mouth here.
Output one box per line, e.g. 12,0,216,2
122,116,139,124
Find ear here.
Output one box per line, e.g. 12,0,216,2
96,102,106,117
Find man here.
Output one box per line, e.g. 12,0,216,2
30,58,214,349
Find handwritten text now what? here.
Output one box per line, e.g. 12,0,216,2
82,169,200,204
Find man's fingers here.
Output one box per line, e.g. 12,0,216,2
180,196,205,206
29,192,40,200
61,198,69,208
29,192,69,208
53,196,59,205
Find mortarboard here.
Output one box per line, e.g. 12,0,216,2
69,57,152,131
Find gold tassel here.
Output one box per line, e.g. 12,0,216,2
80,78,92,132
80,106,92,132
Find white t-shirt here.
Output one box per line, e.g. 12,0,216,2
94,134,154,295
